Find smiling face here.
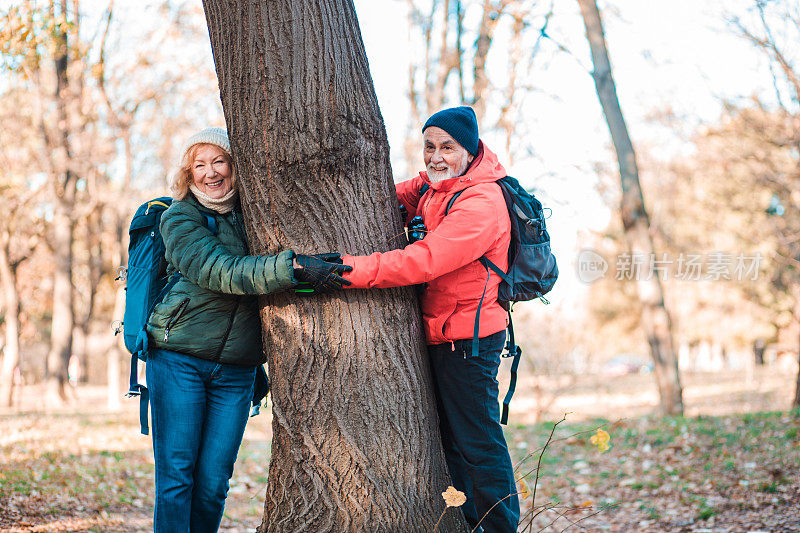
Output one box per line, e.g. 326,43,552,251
423,126,474,182
189,144,233,199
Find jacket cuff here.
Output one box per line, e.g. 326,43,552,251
276,250,298,287
342,255,357,288
342,254,374,289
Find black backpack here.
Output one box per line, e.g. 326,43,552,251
421,176,558,423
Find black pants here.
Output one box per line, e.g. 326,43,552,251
428,330,520,533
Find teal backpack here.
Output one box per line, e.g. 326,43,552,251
418,177,558,423
118,197,268,434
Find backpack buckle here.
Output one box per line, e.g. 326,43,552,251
502,344,522,358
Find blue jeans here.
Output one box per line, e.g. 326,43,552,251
428,330,520,533
147,349,255,533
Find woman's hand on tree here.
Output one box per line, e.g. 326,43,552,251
293,253,352,293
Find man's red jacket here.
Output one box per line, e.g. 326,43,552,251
342,142,511,346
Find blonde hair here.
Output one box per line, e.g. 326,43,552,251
169,143,235,200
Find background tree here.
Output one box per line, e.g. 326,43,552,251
0,48,44,407
202,1,465,531
727,0,800,405
403,0,545,174
577,0,684,415
0,0,99,401
94,0,223,405
667,107,800,401
0,0,224,405
0,189,41,407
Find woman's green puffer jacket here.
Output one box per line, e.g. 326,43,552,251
146,196,296,366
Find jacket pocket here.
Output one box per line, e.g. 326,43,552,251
438,301,460,345
162,297,190,342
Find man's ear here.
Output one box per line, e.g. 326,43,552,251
467,154,475,164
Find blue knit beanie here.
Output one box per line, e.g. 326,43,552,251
422,106,479,156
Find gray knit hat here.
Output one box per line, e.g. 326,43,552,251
181,127,231,157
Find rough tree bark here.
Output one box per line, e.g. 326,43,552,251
202,1,466,531
578,0,684,415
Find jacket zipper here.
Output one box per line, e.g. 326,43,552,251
164,298,190,342
440,307,459,355
230,210,247,242
441,321,457,353
214,299,240,362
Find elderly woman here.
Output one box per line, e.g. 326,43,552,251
145,127,348,532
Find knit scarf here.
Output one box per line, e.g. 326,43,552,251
189,184,238,214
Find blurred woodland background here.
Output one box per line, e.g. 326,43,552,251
1,0,799,531
1,0,798,416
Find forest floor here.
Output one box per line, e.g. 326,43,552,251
0,367,797,532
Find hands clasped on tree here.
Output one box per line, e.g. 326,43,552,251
293,253,352,293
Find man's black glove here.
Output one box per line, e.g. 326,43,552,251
293,253,352,293
311,253,345,265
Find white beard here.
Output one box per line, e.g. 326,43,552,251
427,152,470,183
427,166,457,183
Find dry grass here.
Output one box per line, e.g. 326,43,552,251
0,366,796,532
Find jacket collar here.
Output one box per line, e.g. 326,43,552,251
185,193,241,216
418,141,507,193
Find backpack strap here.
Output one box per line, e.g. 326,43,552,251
250,365,270,417
125,330,151,434
480,256,511,285
472,258,520,425
501,311,522,425
444,190,464,215
125,211,218,435
446,187,519,424
470,264,491,362
126,271,183,435
203,213,218,235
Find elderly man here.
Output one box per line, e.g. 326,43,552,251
341,106,519,532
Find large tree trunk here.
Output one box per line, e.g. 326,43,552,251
202,1,466,532
578,0,684,415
